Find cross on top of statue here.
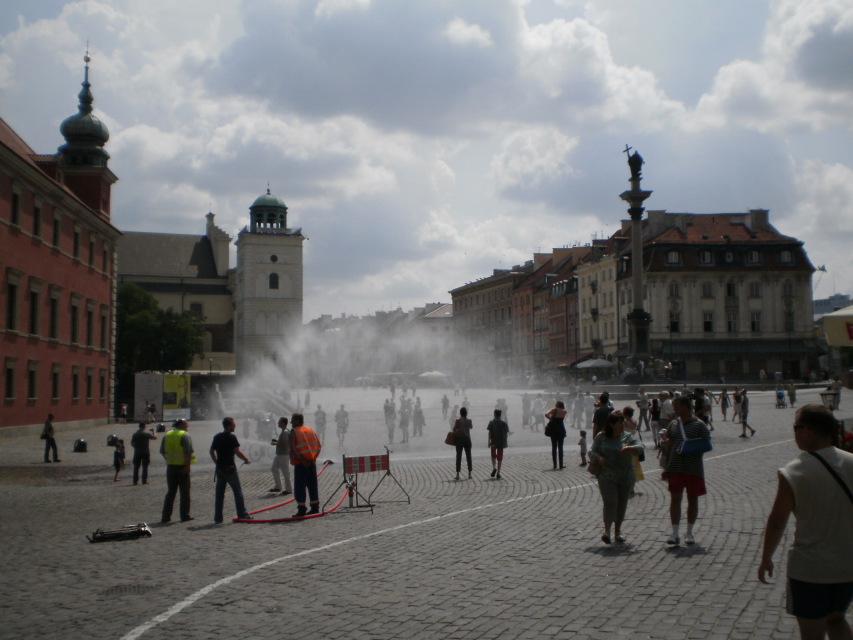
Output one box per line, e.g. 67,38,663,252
624,144,644,181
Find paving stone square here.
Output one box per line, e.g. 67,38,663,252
0,385,850,639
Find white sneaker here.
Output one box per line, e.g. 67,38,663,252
666,536,680,546
685,533,695,545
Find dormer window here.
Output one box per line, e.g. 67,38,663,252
779,250,793,264
665,250,681,266
698,250,714,265
747,250,761,265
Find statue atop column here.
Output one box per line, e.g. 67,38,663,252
624,144,644,181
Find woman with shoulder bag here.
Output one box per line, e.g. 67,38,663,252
588,411,644,545
453,406,474,480
545,400,568,469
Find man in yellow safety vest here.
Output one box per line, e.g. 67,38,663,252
160,418,195,522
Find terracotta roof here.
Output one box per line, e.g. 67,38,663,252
117,231,221,279
0,118,39,167
647,213,796,244
30,154,57,163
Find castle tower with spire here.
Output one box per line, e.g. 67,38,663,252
57,52,117,218
233,189,306,377
0,52,121,430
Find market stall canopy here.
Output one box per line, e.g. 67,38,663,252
576,358,616,369
418,371,450,379
823,306,853,347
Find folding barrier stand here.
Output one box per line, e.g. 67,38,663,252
323,447,410,514
365,447,411,506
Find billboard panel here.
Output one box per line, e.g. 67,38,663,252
134,373,163,423
163,374,191,422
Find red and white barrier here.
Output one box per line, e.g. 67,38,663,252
324,447,410,513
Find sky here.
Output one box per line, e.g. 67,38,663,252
1,0,852,321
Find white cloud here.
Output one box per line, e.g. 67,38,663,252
795,159,853,234
2,0,853,319
692,0,853,134
443,17,494,47
315,0,372,19
491,127,578,193
792,159,853,298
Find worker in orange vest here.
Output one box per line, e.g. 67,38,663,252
289,413,322,517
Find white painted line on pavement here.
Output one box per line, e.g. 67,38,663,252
119,436,794,639
119,481,596,639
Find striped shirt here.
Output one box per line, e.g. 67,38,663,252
665,417,710,478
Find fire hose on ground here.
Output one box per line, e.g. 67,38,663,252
233,459,350,523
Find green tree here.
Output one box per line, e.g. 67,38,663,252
115,283,205,376
154,307,206,371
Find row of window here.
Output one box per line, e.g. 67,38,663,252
667,311,794,334
457,286,514,311
668,280,795,299
577,279,797,313
5,276,108,348
458,306,513,327
583,321,617,343
580,268,616,289
664,248,794,267
9,189,112,271
3,359,107,402
579,310,796,348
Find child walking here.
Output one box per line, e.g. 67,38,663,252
578,430,588,467
113,439,125,482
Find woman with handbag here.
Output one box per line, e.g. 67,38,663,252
453,406,474,481
545,401,568,469
588,411,643,544
622,406,645,494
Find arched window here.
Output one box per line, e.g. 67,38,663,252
269,273,279,290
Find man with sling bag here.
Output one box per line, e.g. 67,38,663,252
759,404,853,640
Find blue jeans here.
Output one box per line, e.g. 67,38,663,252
294,462,319,506
214,466,248,522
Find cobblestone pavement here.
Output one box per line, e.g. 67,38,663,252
1,386,850,639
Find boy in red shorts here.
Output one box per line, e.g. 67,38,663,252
662,396,711,546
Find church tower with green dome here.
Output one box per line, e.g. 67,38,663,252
57,52,117,218
234,188,305,376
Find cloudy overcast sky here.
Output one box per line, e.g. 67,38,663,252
1,0,852,320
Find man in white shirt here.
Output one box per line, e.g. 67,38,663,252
758,404,853,640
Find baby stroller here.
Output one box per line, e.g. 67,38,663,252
775,389,787,408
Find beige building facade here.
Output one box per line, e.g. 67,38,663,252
234,190,305,376
117,189,305,378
